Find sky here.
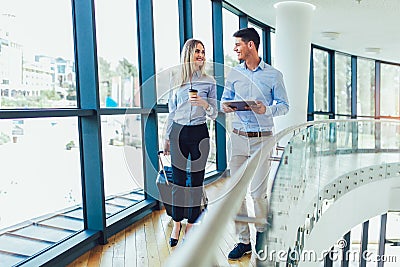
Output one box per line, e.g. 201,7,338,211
1,0,74,61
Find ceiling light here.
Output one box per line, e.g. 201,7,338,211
321,32,340,40
364,47,381,54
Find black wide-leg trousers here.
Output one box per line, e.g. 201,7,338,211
169,122,209,223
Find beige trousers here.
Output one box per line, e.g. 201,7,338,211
229,132,272,244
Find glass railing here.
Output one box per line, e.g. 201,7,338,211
264,119,400,266
163,119,400,267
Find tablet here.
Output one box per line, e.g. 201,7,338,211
223,100,257,111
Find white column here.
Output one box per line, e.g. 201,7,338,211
273,1,315,133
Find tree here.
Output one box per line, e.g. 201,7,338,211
98,57,115,104
116,58,138,79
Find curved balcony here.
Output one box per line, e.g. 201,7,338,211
164,119,400,267
264,119,400,266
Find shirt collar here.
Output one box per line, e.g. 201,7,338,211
192,70,202,79
239,57,266,71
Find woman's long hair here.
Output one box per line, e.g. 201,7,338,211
176,39,207,88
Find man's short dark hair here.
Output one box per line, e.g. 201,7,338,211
233,27,260,51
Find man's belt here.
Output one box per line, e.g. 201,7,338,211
233,128,273,137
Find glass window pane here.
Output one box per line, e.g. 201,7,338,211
270,30,276,67
314,114,329,121
335,116,352,150
154,0,180,104
101,114,144,216
158,113,169,151
249,22,264,61
313,49,329,113
223,9,239,70
95,0,140,108
350,225,362,266
380,63,400,117
357,121,375,149
385,212,400,267
0,1,76,108
357,58,375,117
366,216,381,267
335,54,351,115
381,121,400,149
206,119,216,172
0,117,82,229
192,0,213,64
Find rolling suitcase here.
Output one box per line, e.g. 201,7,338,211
155,151,208,217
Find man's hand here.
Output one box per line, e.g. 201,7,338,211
163,140,170,155
222,102,236,113
249,100,267,114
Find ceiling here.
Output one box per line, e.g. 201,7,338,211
225,0,400,64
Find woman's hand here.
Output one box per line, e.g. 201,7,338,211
163,139,170,155
189,95,208,109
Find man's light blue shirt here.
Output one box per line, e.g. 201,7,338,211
221,60,289,132
166,72,217,139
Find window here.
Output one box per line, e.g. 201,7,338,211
0,117,83,267
153,0,180,104
101,115,144,217
313,48,329,113
335,54,351,115
249,22,264,61
270,30,276,66
95,0,140,108
386,212,400,263
192,0,214,76
357,58,375,117
380,63,400,117
0,0,76,108
222,9,239,70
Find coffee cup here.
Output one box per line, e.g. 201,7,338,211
189,89,198,98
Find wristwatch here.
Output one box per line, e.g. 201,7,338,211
205,105,212,112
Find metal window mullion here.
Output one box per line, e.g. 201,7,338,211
324,247,333,267
375,61,381,119
351,56,357,119
263,27,271,65
212,0,226,172
360,220,369,267
136,0,159,200
329,50,335,119
72,0,107,243
0,109,94,119
178,0,193,50
375,61,381,150
308,46,314,121
239,14,248,29
377,213,387,267
351,56,358,150
341,231,351,267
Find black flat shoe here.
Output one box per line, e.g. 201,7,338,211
169,223,182,247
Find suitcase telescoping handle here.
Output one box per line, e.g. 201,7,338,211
157,150,169,185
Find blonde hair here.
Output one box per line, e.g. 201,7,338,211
176,39,207,87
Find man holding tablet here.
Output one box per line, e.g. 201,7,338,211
221,27,289,260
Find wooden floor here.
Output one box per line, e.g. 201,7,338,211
67,177,258,267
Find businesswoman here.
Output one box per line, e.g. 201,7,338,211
163,39,217,247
